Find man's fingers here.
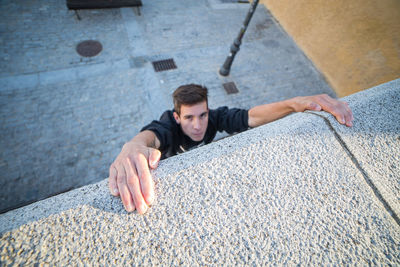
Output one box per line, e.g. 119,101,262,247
326,97,353,126
307,101,321,111
115,163,135,213
315,95,336,114
316,95,347,125
125,158,148,214
108,166,119,196
343,102,354,127
135,153,155,206
148,148,161,169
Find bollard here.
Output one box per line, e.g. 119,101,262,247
219,0,259,76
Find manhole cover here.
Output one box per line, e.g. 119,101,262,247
76,40,102,57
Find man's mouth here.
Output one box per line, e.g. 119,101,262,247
192,132,203,137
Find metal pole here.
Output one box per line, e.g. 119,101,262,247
219,0,259,76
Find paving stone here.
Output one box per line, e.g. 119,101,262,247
0,74,39,90
0,0,131,77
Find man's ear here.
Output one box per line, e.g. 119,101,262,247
173,111,181,124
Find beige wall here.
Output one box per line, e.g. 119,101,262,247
260,0,400,97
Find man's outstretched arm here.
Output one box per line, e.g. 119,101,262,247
109,130,161,214
248,94,353,128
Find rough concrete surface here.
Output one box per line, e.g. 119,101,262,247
309,78,400,220
0,0,334,213
0,82,399,265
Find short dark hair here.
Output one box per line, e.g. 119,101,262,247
173,84,208,115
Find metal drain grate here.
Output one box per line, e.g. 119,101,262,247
76,40,102,57
223,82,239,94
152,58,177,72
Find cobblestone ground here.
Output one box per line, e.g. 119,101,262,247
0,0,335,212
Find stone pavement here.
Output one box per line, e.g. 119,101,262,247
0,0,335,212
0,80,399,265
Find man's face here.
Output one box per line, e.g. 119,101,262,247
173,101,209,142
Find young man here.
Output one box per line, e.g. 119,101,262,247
109,84,353,214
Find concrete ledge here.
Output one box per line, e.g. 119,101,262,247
1,80,399,265
308,78,400,220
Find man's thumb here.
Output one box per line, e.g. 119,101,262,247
149,149,161,169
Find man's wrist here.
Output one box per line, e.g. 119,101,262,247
132,130,160,149
285,97,300,113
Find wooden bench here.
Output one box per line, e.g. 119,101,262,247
67,0,142,9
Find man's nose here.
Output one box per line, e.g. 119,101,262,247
193,118,200,129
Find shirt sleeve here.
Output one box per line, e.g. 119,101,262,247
210,106,249,134
140,111,175,152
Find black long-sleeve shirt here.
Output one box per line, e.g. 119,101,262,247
141,106,249,159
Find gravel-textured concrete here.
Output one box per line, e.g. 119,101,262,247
0,0,334,212
1,83,399,265
309,78,400,220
